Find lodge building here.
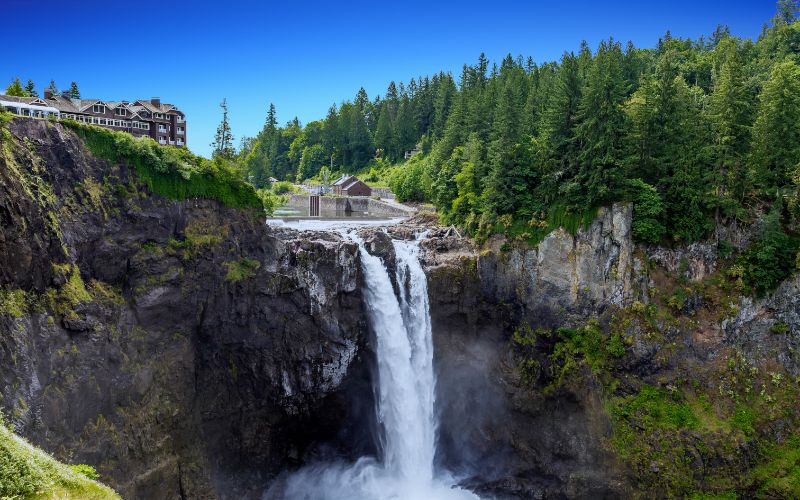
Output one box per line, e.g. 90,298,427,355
0,92,187,147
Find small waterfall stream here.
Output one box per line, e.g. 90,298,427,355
280,231,476,500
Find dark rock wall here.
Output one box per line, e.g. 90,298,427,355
0,119,375,499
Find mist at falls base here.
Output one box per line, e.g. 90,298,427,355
277,234,478,500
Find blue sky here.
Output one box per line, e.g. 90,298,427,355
1,0,777,157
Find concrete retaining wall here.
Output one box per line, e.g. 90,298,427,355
285,195,414,216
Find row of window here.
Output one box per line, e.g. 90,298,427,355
90,105,182,122
64,114,151,130
158,137,185,145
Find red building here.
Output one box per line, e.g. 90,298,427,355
332,175,372,196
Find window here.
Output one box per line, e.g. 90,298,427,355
93,104,105,113
99,119,107,125
115,108,127,116
177,126,184,133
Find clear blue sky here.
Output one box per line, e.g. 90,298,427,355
1,0,777,158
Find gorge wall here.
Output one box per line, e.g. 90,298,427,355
0,119,375,498
1,119,799,499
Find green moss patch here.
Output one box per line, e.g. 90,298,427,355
224,258,261,282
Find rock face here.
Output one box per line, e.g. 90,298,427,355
723,274,800,376
421,207,637,498
478,204,637,319
3,119,800,499
0,119,375,499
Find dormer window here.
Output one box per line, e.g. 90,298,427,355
115,108,127,116
93,104,105,113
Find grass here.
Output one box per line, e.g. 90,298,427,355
0,422,119,499
224,258,261,282
0,289,29,318
500,205,599,247
62,120,262,209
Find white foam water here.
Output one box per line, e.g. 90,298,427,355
278,232,477,500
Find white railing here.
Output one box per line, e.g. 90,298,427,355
159,139,167,145
176,117,185,123
168,140,176,145
177,129,184,135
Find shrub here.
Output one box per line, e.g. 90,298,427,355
625,178,666,244
271,181,293,195
69,463,100,480
387,156,430,202
224,258,261,282
62,121,261,209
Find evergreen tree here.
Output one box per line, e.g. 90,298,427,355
5,78,26,97
751,60,800,189
24,80,38,97
374,104,394,159
573,40,627,210
432,73,457,139
707,39,751,223
211,98,235,161
45,80,58,96
68,81,80,99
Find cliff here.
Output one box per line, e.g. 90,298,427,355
1,118,798,499
0,118,373,498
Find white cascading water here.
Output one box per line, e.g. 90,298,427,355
280,232,477,500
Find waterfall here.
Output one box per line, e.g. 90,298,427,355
279,232,477,500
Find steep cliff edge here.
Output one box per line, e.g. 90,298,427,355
418,205,800,498
1,118,798,499
0,118,374,498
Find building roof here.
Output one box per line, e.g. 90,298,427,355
342,179,363,190
0,95,38,104
2,93,183,117
0,95,60,114
133,100,181,114
340,177,370,192
332,174,352,186
47,96,81,113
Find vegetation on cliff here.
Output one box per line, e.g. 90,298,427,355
511,248,800,498
0,415,119,499
62,120,263,210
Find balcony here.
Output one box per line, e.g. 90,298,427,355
168,139,176,145
158,139,167,145
176,117,185,124
177,129,185,135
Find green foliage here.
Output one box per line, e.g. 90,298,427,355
735,201,798,295
69,464,99,480
386,155,431,202
625,178,666,244
613,385,699,431
215,9,800,247
224,258,261,282
271,181,294,195
5,77,27,97
751,434,800,498
63,121,262,209
0,288,29,317
0,420,119,499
